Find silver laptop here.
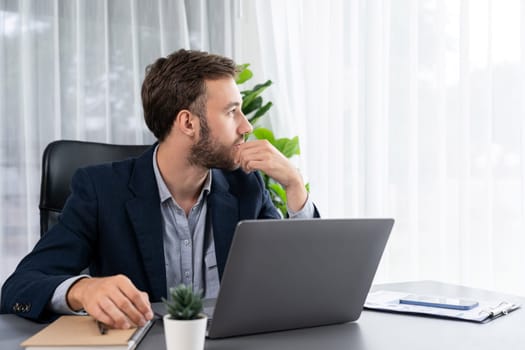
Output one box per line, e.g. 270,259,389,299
203,218,394,338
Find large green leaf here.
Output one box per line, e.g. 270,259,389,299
268,182,287,217
253,127,276,144
248,101,273,125
268,182,287,203
243,96,263,116
274,136,300,158
242,80,272,111
251,81,273,91
236,64,253,84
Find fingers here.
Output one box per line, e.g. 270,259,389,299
113,278,153,326
236,140,293,185
236,140,281,171
68,275,153,329
236,140,308,211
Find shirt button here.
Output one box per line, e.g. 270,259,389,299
184,271,190,278
184,239,190,246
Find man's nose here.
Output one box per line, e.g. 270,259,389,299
239,113,253,135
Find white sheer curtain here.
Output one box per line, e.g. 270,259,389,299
0,0,236,284
237,0,525,296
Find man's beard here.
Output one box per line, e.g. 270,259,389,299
188,118,239,170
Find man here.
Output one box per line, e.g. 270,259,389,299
1,49,318,329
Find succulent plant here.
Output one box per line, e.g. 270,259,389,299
162,284,204,320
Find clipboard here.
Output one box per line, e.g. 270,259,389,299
365,290,520,323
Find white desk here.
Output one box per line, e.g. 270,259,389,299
1,281,523,349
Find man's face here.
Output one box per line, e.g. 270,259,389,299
188,78,253,170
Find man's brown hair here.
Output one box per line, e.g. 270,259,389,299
141,49,238,141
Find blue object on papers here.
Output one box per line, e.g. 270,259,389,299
399,294,478,310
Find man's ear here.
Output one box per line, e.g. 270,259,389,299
175,110,198,137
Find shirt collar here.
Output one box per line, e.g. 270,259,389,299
152,144,212,203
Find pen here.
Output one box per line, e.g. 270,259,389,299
97,320,108,335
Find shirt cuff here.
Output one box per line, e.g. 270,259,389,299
287,195,315,219
48,275,90,315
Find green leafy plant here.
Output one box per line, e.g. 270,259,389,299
162,284,204,320
236,64,306,217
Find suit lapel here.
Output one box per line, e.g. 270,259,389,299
125,145,166,301
208,170,239,278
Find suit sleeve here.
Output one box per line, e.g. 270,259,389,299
0,168,98,322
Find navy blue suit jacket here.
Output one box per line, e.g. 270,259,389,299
1,145,318,322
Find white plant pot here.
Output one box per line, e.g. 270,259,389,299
163,314,207,350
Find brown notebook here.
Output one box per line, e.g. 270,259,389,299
21,315,153,350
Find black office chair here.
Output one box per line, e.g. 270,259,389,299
38,140,150,236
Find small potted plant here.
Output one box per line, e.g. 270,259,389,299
162,284,207,350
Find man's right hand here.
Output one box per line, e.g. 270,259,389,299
66,275,154,329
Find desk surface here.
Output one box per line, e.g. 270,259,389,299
2,281,523,349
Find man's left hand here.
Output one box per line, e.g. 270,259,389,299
236,140,307,212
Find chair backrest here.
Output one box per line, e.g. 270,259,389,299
39,140,150,236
